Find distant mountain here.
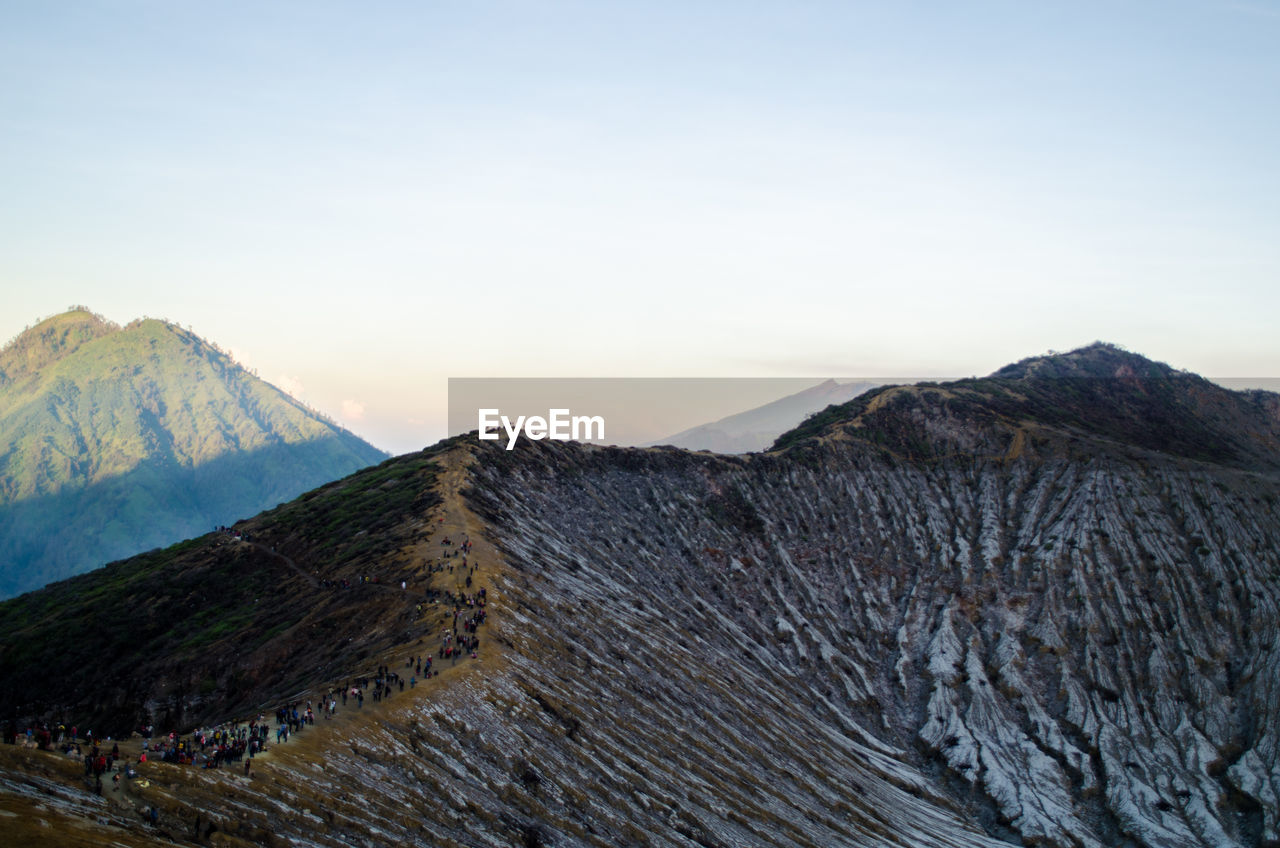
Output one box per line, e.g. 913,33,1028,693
650,378,880,453
0,308,388,598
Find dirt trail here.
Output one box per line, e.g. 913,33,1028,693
58,444,501,769
244,540,319,588
252,442,508,766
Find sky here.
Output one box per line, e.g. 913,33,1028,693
3,1,1278,454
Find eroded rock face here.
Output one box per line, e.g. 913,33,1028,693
462,438,1280,848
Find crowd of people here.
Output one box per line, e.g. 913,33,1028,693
6,527,491,821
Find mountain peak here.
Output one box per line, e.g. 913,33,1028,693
988,341,1181,381
0,307,119,385
774,343,1280,468
0,309,388,597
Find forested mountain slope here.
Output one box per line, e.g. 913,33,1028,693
0,308,387,597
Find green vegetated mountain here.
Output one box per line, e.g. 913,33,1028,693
1,342,1279,848
0,308,388,598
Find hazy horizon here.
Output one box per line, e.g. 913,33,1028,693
4,1,1278,454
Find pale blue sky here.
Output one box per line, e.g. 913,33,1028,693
3,1,1278,453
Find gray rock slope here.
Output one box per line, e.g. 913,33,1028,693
457,430,1278,848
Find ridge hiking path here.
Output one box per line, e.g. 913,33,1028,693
0,443,512,845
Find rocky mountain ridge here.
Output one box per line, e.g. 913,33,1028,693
0,343,1276,848
775,343,1280,471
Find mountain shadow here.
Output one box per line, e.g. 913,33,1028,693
0,433,387,598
